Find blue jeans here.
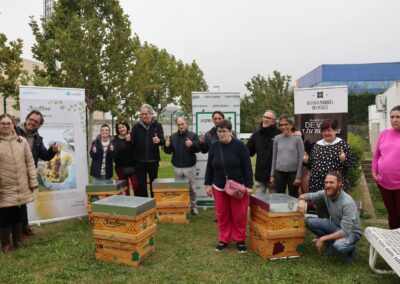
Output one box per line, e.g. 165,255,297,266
305,217,361,254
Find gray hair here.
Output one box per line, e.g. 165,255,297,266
140,104,155,115
175,116,187,124
264,110,276,120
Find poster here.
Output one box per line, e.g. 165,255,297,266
19,86,88,224
192,92,240,206
294,86,348,147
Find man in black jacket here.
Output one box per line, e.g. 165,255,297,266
131,104,165,197
16,110,58,237
247,110,281,194
164,117,201,215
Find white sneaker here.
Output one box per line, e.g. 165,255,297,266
191,207,199,215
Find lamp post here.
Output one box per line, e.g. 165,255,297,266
170,109,178,135
213,85,220,92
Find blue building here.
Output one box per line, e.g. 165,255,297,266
296,62,400,94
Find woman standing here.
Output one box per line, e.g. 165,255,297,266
0,114,38,253
205,120,253,253
114,121,137,195
89,124,115,184
372,105,400,229
270,116,304,197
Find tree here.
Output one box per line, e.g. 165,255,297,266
0,33,29,111
29,0,136,141
241,71,294,132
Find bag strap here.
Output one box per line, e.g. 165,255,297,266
218,142,229,180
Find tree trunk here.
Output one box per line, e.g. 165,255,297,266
87,108,94,152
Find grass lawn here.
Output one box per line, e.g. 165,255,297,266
1,152,397,283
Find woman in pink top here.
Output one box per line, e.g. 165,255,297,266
372,105,400,229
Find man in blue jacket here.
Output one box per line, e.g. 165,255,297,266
164,117,201,215
131,104,165,197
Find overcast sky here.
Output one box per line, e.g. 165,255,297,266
1,0,399,95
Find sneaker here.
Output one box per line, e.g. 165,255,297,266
237,242,247,254
324,243,335,256
214,242,228,252
191,207,199,215
343,248,356,264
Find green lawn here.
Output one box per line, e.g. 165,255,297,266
1,152,397,283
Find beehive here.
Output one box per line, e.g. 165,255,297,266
91,195,157,267
152,178,190,223
86,180,127,215
249,193,305,260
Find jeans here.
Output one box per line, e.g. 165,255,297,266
305,217,361,254
275,170,299,198
254,180,276,194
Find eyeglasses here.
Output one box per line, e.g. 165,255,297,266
263,116,273,120
0,122,13,127
217,130,230,134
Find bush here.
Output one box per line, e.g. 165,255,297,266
347,132,365,189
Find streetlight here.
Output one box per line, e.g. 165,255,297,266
170,109,178,135
213,85,220,92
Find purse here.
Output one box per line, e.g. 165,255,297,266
219,143,247,199
122,166,135,176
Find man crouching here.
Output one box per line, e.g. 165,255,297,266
297,171,362,263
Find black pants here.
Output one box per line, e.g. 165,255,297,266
275,170,299,198
0,205,26,228
136,161,159,197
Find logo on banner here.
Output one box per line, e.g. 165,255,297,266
317,92,324,98
65,91,82,97
27,105,51,112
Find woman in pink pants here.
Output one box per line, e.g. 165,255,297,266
204,120,253,253
372,105,400,229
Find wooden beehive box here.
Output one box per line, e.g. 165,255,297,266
86,180,127,215
94,224,156,267
152,178,190,208
249,220,305,260
155,207,190,224
250,204,304,231
92,195,156,236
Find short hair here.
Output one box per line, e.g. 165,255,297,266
115,121,130,135
390,105,400,113
216,119,232,131
264,110,276,120
320,119,338,131
175,117,187,124
325,171,342,184
26,110,44,126
212,111,225,119
0,113,15,125
100,124,110,132
140,104,155,115
278,115,294,126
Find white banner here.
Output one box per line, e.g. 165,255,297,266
192,92,240,206
19,86,88,224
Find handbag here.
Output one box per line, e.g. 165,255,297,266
219,143,247,199
122,166,135,176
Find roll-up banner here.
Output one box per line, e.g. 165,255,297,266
294,86,348,149
19,86,88,224
192,92,240,207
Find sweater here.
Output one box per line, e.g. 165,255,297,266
270,134,304,179
113,136,135,167
204,138,253,189
372,128,400,189
305,190,362,238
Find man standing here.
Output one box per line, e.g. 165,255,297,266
164,117,201,215
131,104,165,198
246,110,281,194
297,171,362,263
16,110,58,237
199,111,225,154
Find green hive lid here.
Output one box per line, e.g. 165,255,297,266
152,178,188,189
85,180,127,192
91,195,155,216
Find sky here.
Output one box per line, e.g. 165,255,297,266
1,0,399,96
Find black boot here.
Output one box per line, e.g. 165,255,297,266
11,223,23,249
0,227,12,254
22,225,35,238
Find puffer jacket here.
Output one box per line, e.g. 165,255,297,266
0,131,38,208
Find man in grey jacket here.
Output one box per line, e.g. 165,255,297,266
297,171,361,263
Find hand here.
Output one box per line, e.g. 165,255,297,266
372,172,378,182
126,132,131,141
152,133,160,144
293,178,301,187
297,199,307,214
314,238,324,253
205,185,213,197
165,137,170,147
246,187,253,195
50,143,59,153
199,133,205,144
269,176,275,187
303,152,309,164
185,138,193,147
339,149,346,162
92,145,97,153
294,130,302,136
109,143,114,151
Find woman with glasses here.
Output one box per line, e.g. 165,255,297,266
270,115,304,197
204,120,253,253
0,114,38,254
